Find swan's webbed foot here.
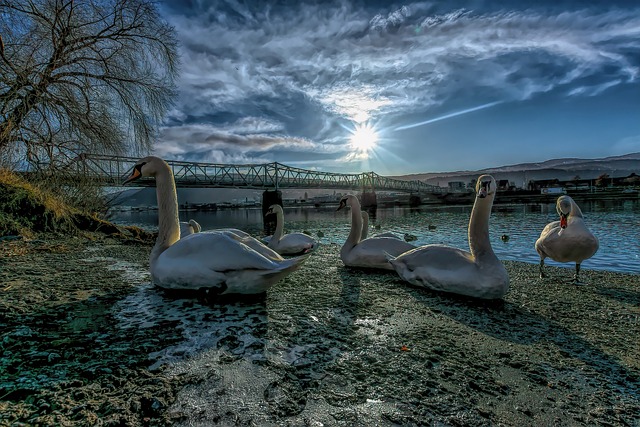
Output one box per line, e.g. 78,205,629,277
569,264,586,285
197,283,228,305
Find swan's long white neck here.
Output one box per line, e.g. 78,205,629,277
569,199,584,219
468,195,497,262
150,164,180,266
361,212,369,241
342,198,363,254
272,207,284,243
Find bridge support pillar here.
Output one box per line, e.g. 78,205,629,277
409,195,422,207
262,190,282,235
360,191,377,209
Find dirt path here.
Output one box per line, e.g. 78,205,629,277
1,235,639,426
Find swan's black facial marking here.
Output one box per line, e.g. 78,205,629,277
123,162,147,185
336,198,348,211
560,212,568,229
477,179,492,198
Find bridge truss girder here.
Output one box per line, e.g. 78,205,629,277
69,154,447,194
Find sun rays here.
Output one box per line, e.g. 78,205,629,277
349,122,379,154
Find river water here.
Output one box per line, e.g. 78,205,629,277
110,199,640,275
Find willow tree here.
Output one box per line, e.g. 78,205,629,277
0,0,178,169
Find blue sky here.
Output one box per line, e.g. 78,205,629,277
154,0,640,175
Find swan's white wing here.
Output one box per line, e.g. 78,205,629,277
389,245,507,298
536,219,598,263
342,237,416,269
152,232,309,292
374,232,401,239
392,244,474,271
180,220,202,238
206,230,283,261
179,222,195,238
538,220,560,238
275,233,318,255
215,228,252,239
160,232,280,269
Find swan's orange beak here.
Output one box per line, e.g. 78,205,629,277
123,167,141,185
560,213,568,229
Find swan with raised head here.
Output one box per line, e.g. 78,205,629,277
123,156,309,295
535,195,599,283
179,219,201,238
361,211,400,240
265,204,318,255
337,195,416,270
388,175,509,299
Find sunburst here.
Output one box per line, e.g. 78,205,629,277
349,123,379,154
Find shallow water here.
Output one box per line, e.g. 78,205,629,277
111,199,640,274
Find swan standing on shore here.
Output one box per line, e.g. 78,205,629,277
123,156,309,296
535,195,599,283
388,175,509,299
179,219,201,238
265,204,318,255
337,195,416,270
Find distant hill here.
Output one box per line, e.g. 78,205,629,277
391,153,640,188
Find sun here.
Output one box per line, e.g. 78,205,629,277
349,123,379,153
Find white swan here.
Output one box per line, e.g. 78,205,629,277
388,175,509,299
180,220,262,253
123,156,309,295
337,195,417,270
535,195,599,283
179,219,201,238
265,204,318,255
360,211,400,240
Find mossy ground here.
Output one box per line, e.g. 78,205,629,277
0,237,638,426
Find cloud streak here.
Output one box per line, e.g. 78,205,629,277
394,101,504,131
156,1,640,172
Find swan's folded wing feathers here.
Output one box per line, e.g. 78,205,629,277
160,232,284,271
396,245,473,270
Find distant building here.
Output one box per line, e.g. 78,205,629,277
496,179,512,191
448,181,466,191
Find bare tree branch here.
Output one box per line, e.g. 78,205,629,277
0,0,179,168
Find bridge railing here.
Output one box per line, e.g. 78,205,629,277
66,153,450,194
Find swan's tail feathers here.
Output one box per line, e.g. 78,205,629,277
188,219,202,233
261,253,311,283
283,252,312,269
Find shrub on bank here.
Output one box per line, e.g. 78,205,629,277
0,169,75,236
0,169,153,240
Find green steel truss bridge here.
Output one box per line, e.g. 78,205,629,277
65,153,449,194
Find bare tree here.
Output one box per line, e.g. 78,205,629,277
0,0,178,169
595,173,609,188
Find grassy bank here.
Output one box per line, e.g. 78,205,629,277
0,168,152,241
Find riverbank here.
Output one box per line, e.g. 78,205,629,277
1,233,638,426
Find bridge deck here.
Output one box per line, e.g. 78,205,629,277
58,153,453,194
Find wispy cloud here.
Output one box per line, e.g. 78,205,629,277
157,1,640,171
154,121,338,164
394,101,503,131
